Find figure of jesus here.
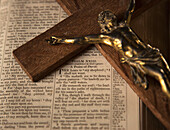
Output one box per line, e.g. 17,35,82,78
47,0,170,97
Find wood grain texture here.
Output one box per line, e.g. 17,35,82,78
137,1,169,129
57,0,96,15
57,0,170,129
141,102,166,130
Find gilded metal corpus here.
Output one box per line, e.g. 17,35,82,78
47,0,170,98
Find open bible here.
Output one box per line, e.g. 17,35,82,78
0,0,139,130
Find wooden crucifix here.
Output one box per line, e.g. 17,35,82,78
13,0,170,129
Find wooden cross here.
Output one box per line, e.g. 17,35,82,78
13,0,170,128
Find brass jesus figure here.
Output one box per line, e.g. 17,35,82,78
47,0,170,97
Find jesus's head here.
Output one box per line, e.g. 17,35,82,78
98,10,118,34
